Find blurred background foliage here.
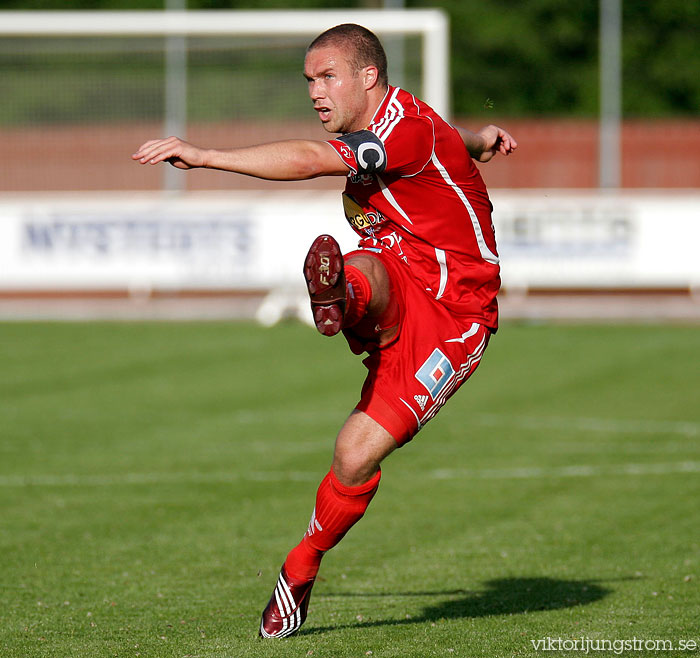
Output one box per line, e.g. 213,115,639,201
1,0,698,118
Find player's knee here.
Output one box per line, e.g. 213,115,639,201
333,465,379,487
345,254,388,289
331,444,380,487
332,409,396,486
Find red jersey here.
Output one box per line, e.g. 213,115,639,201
327,86,500,330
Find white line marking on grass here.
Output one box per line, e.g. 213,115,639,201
429,461,700,481
1,461,698,488
232,409,700,437
472,414,700,437
205,409,700,438
0,470,319,488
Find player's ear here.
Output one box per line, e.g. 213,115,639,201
363,65,379,90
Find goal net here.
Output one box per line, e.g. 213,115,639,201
0,10,448,192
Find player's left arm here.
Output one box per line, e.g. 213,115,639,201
458,125,517,163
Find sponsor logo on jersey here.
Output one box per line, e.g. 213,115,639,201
342,193,385,233
350,173,375,186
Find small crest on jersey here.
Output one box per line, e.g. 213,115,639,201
414,394,429,411
342,193,385,233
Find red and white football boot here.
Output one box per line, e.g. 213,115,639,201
259,566,316,638
303,234,346,337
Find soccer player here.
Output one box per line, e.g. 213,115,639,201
133,23,516,638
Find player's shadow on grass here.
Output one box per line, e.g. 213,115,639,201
304,577,611,634
418,576,610,620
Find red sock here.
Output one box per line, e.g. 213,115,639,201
344,265,372,327
284,468,381,581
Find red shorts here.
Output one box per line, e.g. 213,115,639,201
343,248,492,446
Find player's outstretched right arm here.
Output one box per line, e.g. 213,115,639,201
131,136,349,180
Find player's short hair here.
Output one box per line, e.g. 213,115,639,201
307,23,389,88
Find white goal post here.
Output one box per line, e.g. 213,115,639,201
0,9,450,117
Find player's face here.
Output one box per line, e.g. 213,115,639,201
304,46,369,134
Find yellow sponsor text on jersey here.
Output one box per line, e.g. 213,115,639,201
342,193,383,231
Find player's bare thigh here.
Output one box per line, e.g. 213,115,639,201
332,409,397,486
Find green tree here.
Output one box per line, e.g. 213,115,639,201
1,0,698,117
417,0,598,117
624,0,700,117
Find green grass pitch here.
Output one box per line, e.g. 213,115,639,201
1,321,698,657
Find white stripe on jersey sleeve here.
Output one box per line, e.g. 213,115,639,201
373,87,402,141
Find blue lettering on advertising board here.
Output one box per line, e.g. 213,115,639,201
22,213,253,262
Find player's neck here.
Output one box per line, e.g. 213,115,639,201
359,85,390,131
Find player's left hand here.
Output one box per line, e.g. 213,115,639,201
475,125,518,162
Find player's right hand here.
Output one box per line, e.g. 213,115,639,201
131,136,208,169
475,125,518,163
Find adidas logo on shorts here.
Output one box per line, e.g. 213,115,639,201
414,394,429,411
